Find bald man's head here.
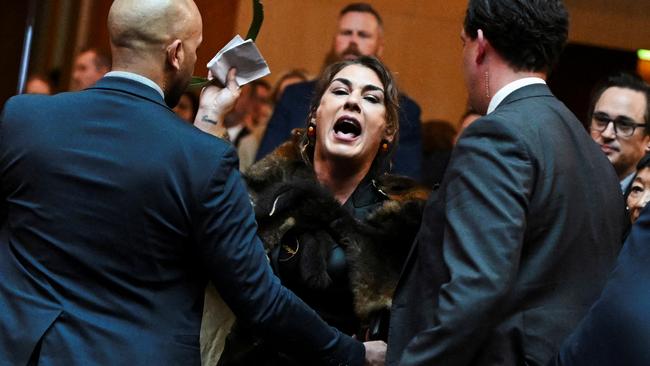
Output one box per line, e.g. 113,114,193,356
108,0,203,107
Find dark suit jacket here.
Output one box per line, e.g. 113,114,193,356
387,84,627,366
551,205,650,366
255,80,423,180
0,77,363,366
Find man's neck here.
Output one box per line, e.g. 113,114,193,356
489,70,546,97
111,53,166,94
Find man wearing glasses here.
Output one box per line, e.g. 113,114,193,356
589,72,650,192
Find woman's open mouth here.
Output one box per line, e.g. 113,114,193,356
333,116,362,141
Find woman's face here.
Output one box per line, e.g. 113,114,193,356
314,64,389,164
627,167,650,223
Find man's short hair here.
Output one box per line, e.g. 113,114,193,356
463,0,568,73
340,2,383,28
588,72,650,130
79,47,112,71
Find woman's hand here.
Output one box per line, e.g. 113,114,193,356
193,68,240,139
364,340,387,366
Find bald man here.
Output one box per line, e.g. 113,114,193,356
0,1,371,365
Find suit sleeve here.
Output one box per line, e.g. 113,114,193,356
551,205,650,366
194,146,364,366
401,117,533,365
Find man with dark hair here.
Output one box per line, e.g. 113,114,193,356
71,47,112,91
255,2,423,181
0,0,382,364
588,72,650,192
387,1,626,365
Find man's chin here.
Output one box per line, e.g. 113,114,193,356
341,53,361,61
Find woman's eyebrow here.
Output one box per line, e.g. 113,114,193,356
331,78,384,94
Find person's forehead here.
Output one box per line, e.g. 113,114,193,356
332,64,382,87
337,11,380,31
632,168,650,187
596,87,647,115
77,51,95,64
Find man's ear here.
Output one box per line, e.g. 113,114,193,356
166,39,183,71
644,134,650,153
476,29,488,65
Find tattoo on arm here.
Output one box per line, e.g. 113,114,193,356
201,115,218,125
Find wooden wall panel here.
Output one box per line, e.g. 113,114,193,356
0,2,29,108
5,0,650,125
194,0,240,76
234,0,650,126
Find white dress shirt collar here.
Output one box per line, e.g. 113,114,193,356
487,77,546,114
104,71,165,99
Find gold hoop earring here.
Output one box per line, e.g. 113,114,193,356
484,71,490,99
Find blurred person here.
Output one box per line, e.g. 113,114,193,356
453,107,481,144
248,79,273,131
223,81,271,146
588,72,650,192
70,47,111,90
204,56,428,366
25,74,53,95
0,0,380,365
255,2,424,181
420,119,456,188
626,153,650,224
271,69,309,103
173,91,199,123
238,80,273,170
387,1,627,365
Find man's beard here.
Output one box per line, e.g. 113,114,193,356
164,75,190,108
340,43,362,61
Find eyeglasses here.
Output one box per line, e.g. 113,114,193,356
591,112,646,138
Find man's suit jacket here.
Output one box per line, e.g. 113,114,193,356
0,77,363,365
386,84,627,366
551,204,650,366
255,80,423,180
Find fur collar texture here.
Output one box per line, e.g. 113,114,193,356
244,130,430,320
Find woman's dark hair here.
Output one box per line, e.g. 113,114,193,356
464,0,568,73
299,56,400,177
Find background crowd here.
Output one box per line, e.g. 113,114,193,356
2,0,650,366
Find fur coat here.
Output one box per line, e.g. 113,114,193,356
243,130,430,323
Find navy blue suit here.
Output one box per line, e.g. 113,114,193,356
0,77,363,365
551,205,650,366
255,80,423,180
